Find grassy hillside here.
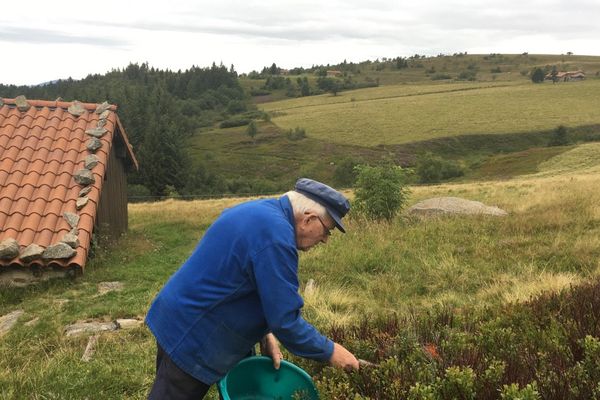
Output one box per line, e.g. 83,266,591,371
200,54,599,192
260,79,600,147
190,76,600,190
2,141,600,398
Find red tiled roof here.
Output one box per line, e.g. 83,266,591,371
0,97,137,270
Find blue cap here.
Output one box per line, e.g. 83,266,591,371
294,178,350,233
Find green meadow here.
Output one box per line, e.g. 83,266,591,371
2,141,600,398
261,79,600,147
193,54,600,190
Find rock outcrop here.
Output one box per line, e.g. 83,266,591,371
407,197,508,217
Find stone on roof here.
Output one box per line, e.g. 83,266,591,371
0,98,137,271
68,101,86,117
86,138,103,152
73,169,95,186
42,243,77,260
14,95,30,112
95,101,111,114
0,238,20,260
19,244,45,263
85,127,108,138
84,154,100,170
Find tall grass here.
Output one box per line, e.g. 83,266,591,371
303,164,600,326
1,146,599,398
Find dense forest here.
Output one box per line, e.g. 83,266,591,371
0,63,246,197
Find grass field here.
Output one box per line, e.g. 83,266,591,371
190,75,600,191
191,55,600,193
260,79,600,147
2,140,600,398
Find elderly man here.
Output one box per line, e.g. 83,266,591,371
146,178,359,399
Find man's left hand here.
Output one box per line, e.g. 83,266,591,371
260,333,283,370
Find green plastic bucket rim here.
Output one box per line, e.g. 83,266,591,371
218,356,317,399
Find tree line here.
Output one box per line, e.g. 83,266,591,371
0,63,245,196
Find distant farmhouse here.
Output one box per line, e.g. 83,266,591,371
545,70,586,82
326,70,343,77
0,97,138,285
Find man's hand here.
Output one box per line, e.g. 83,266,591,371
329,342,359,371
260,333,283,370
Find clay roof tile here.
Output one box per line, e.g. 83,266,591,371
25,197,48,217
17,229,37,247
2,183,20,200
0,98,136,270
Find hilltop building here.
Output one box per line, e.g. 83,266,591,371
326,70,343,77
545,70,586,81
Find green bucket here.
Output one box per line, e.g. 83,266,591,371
218,356,319,400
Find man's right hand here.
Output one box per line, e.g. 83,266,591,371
329,342,359,370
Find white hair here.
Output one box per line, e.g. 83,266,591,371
285,191,328,219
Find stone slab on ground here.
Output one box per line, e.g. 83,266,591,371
407,197,508,217
0,268,71,287
0,310,24,338
97,281,124,295
81,335,100,362
304,279,316,296
116,318,143,330
65,321,117,337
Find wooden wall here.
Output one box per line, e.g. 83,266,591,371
95,132,129,239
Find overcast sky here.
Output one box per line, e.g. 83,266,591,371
1,0,599,86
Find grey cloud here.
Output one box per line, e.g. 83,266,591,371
89,19,375,41
75,0,600,51
0,26,129,47
419,2,600,36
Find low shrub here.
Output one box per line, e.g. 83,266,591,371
219,117,250,128
293,277,600,399
458,70,477,81
333,158,361,187
352,163,410,221
500,383,541,400
416,152,464,183
582,133,600,142
285,127,307,141
242,110,269,120
249,88,271,96
226,99,246,114
246,120,257,141
531,68,545,83
431,73,453,80
548,125,569,146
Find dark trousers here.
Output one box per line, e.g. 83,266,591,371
148,343,212,400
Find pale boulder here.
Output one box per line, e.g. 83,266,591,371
407,197,508,217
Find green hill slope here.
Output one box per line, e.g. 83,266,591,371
187,54,600,193
261,79,600,147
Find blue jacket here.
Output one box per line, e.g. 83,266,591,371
145,196,334,384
